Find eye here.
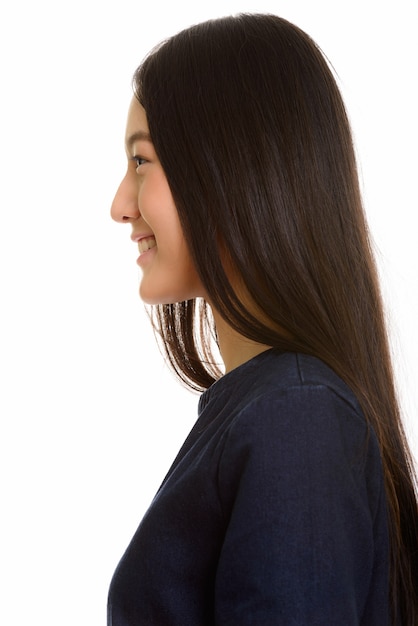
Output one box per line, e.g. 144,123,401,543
131,155,148,171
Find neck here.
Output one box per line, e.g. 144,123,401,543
211,308,271,374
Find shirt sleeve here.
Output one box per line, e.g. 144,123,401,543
214,384,388,626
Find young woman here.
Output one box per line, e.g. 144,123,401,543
108,13,418,625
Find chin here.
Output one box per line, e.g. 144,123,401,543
139,288,185,306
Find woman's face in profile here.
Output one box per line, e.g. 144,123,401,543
111,97,205,305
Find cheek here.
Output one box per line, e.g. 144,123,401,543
140,170,176,220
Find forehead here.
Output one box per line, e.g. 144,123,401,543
124,97,153,154
125,97,149,137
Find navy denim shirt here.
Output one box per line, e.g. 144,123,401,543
108,351,389,625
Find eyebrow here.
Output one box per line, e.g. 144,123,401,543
125,130,153,150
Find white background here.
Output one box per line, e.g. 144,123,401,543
0,1,416,624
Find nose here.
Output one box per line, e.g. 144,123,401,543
110,173,140,223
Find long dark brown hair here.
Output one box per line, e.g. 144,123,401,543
133,13,418,623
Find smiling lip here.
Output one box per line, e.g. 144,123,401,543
137,236,156,255
131,232,157,252
132,234,157,266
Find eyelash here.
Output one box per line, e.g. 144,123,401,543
131,155,148,170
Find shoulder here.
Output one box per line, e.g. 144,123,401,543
200,350,383,482
199,350,370,452
215,352,385,523
201,350,362,413
244,351,363,424
216,351,382,492
251,350,362,411
205,350,364,427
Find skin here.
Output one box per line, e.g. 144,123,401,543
111,97,270,372
111,98,204,305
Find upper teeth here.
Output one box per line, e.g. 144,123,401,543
138,236,156,254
